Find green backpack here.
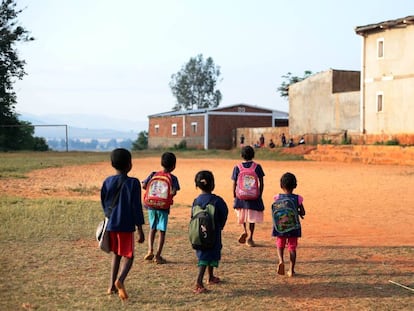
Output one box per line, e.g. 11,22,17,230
189,202,216,250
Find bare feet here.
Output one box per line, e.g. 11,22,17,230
115,280,128,300
277,263,285,275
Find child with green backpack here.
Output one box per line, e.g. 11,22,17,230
190,170,228,293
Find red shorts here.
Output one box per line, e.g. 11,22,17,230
276,237,298,251
109,231,134,258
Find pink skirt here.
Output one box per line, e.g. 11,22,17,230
235,208,264,224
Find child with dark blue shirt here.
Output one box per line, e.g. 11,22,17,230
192,170,228,293
101,148,145,300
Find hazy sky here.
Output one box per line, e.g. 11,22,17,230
14,0,413,128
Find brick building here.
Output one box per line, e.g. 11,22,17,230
147,104,288,150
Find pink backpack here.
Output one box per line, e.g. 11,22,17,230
235,162,260,200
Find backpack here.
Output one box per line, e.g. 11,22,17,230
235,162,259,200
143,171,173,209
189,201,216,250
272,194,300,234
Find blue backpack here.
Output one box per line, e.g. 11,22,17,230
272,194,300,234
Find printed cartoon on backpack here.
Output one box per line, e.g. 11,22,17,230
143,171,173,209
272,194,300,234
189,202,216,250
235,162,259,200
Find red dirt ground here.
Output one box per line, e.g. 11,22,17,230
2,157,414,247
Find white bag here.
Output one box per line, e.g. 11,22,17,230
96,217,111,253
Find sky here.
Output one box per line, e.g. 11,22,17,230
13,0,413,131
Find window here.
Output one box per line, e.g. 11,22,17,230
377,92,383,112
377,38,384,58
238,107,246,112
154,124,159,134
171,123,177,135
191,122,197,133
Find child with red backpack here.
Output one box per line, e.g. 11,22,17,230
231,145,265,247
142,152,180,264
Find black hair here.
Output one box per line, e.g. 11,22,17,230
161,152,176,172
111,148,132,172
280,172,297,192
195,170,215,193
241,145,255,161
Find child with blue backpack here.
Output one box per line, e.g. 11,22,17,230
231,145,265,247
191,170,228,294
271,172,305,277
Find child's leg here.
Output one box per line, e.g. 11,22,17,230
247,223,255,242
207,265,221,284
287,237,298,277
196,265,207,289
144,228,156,259
288,250,297,277
238,222,248,243
114,256,134,300
155,230,166,259
109,253,121,293
276,237,286,275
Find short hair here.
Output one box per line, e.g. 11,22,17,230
195,170,215,192
111,148,132,172
280,172,297,191
161,152,176,171
241,145,255,161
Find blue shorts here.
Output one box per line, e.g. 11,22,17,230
148,209,169,231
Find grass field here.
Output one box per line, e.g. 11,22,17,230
0,151,413,310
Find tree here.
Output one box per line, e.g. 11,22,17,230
169,54,222,111
0,0,45,151
132,130,148,150
277,70,313,99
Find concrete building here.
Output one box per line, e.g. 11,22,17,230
355,16,414,135
288,69,360,136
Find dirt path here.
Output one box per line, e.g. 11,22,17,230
2,157,413,247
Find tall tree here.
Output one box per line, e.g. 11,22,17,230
169,54,222,111
0,0,46,151
277,70,313,99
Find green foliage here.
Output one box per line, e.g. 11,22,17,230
173,139,187,150
277,70,313,98
132,130,148,150
385,139,399,145
169,54,222,111
0,0,47,151
320,137,332,145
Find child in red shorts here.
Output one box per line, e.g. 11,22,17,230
271,172,305,277
100,148,145,300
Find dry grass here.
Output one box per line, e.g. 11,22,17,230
0,197,413,311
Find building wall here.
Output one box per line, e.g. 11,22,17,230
289,70,360,136
362,24,414,134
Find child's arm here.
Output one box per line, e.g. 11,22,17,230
298,203,305,219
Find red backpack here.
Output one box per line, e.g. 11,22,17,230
143,171,174,209
235,162,260,200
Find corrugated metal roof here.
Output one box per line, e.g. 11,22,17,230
148,103,288,119
355,15,414,35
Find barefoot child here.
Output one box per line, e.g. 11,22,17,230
142,152,180,264
231,145,265,246
191,170,228,293
100,148,145,300
271,172,305,277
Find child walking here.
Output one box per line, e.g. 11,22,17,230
100,148,145,300
192,170,228,293
231,145,265,247
142,152,180,264
272,172,305,277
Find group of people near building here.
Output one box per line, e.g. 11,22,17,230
239,133,305,149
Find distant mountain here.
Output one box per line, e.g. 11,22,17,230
18,112,148,140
